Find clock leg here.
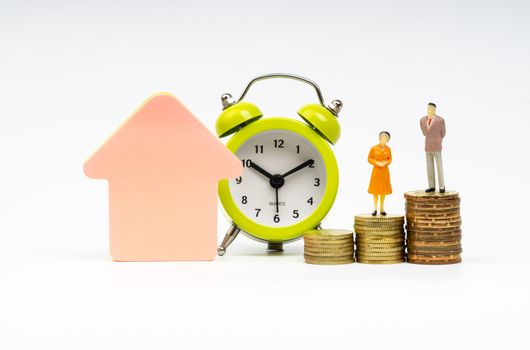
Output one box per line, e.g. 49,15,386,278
217,223,240,256
267,242,284,252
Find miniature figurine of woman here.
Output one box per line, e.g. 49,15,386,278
368,131,393,216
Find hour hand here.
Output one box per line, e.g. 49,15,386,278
249,160,274,180
282,159,314,178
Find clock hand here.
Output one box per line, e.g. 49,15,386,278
282,159,315,178
248,160,274,180
275,188,279,213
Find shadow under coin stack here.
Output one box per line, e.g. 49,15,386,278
354,214,406,264
303,229,354,265
405,190,462,264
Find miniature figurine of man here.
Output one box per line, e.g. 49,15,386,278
420,103,446,193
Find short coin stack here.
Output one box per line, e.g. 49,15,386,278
354,214,406,264
405,190,462,265
303,229,354,265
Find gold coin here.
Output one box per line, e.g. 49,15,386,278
304,248,353,255
407,213,461,220
407,253,461,260
304,253,354,259
407,217,461,224
407,240,461,247
356,237,404,243
355,213,405,220
407,256,462,265
304,229,353,237
355,231,404,238
304,258,355,264
356,246,404,253
304,240,354,247
407,246,462,254
304,234,353,240
305,259,354,265
407,222,461,229
354,224,404,230
356,253,404,260
357,258,405,264
404,190,459,199
407,231,462,240
304,235,353,244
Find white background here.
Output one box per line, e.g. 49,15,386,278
1,1,529,349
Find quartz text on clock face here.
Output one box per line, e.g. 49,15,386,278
229,130,326,227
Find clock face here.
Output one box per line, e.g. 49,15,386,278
228,130,327,228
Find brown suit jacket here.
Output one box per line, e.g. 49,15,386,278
420,115,446,152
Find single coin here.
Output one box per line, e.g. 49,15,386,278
404,190,459,199
357,252,404,258
304,246,354,252
407,216,461,224
354,223,405,230
355,223,404,229
407,240,461,247
406,212,461,220
407,217,461,224
407,222,461,229
407,256,462,265
304,252,353,260
406,225,462,233
407,230,462,238
304,237,353,244
356,246,404,252
304,239,353,248
305,259,354,265
355,213,405,220
406,201,460,208
355,229,404,236
356,235,404,241
407,247,462,256
357,258,405,264
304,255,355,261
407,253,461,260
304,248,354,253
304,229,353,237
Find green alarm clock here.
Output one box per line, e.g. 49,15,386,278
216,73,342,256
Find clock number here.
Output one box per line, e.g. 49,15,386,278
235,176,242,184
242,159,252,167
293,210,299,218
296,145,300,154
255,208,261,217
254,145,264,154
273,139,284,148
307,197,313,205
273,214,280,223
314,178,320,187
241,196,248,204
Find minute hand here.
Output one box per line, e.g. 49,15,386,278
282,159,315,178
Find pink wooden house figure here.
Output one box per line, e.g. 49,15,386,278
84,93,242,261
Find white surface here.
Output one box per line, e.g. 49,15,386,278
1,1,529,349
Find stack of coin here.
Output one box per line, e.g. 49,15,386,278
354,214,406,264
303,229,354,265
405,190,462,265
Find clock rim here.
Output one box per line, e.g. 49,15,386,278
218,117,339,242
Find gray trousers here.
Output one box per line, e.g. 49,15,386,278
426,152,445,189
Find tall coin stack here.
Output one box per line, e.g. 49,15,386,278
303,229,354,265
354,214,406,264
405,190,462,264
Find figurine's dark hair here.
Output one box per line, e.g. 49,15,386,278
379,131,391,139
428,102,437,108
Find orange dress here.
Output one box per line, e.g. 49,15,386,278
367,145,392,195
